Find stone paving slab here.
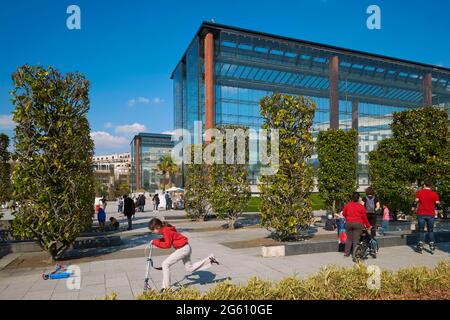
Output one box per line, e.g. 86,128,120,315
78,284,105,300
1,204,449,300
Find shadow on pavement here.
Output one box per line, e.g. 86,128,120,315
174,271,231,288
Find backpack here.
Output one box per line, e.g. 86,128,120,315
325,218,336,231
365,197,376,213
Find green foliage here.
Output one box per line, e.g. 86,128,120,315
155,155,179,192
311,193,326,211
94,180,108,198
114,182,130,198
10,65,95,260
209,126,251,228
136,261,450,300
244,194,325,213
184,144,211,221
369,106,449,213
259,94,316,240
0,133,12,206
317,129,358,213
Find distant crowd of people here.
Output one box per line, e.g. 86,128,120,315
95,191,182,232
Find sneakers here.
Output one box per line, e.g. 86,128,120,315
209,255,220,265
429,242,436,254
416,242,424,254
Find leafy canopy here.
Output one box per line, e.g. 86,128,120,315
369,106,449,213
11,65,95,259
317,129,358,213
259,94,316,240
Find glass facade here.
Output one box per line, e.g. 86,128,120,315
172,23,450,187
130,133,174,192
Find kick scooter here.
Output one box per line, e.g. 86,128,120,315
42,264,73,280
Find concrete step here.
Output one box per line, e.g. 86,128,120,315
0,253,22,270
262,231,450,257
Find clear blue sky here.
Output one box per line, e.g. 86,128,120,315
0,0,449,155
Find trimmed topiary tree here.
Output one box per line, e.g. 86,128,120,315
209,126,251,229
316,129,358,214
11,65,95,260
184,144,211,221
0,133,12,209
369,106,449,215
259,94,316,240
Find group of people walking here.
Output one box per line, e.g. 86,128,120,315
337,179,441,261
113,192,172,231
117,193,169,214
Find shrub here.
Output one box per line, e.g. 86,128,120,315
0,133,12,207
11,65,94,260
259,94,316,240
184,144,211,221
135,261,450,300
208,126,251,228
369,106,449,214
316,129,358,213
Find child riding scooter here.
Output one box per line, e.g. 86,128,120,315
147,218,220,291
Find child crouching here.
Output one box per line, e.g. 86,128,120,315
148,218,219,290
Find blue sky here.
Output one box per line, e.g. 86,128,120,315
0,0,449,155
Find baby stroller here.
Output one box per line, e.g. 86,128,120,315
353,228,379,262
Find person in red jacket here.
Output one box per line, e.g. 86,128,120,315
342,192,371,261
148,218,220,290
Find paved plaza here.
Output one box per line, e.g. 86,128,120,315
0,202,449,300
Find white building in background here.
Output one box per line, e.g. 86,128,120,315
93,152,131,186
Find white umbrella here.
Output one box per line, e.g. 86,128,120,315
165,187,184,192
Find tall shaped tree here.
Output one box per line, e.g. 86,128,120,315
184,144,211,221
11,65,95,260
259,94,316,240
0,133,12,218
209,125,251,229
316,129,358,214
369,106,449,214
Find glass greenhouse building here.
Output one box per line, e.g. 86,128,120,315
172,22,450,187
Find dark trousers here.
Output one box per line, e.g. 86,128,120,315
367,213,377,237
344,221,363,255
417,215,435,244
127,216,132,230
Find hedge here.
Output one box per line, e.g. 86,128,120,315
113,261,450,300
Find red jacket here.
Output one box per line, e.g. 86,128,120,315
152,225,188,249
343,201,371,228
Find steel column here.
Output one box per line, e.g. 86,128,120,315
329,56,339,129
204,32,215,143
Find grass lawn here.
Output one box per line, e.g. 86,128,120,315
244,194,326,212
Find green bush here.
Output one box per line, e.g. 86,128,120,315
259,94,316,240
209,126,251,229
184,144,211,221
369,106,449,214
0,133,12,206
317,129,358,213
11,65,95,260
135,261,450,300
